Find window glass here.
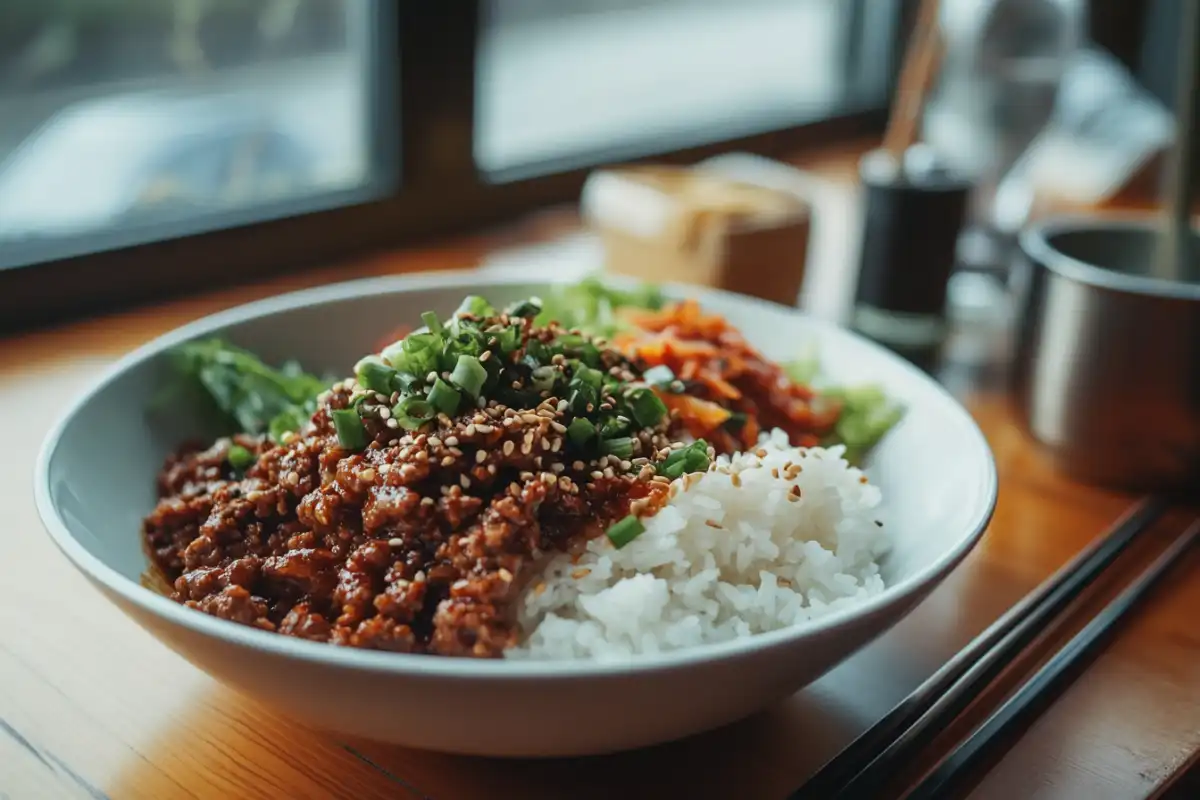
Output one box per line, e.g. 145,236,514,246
0,0,375,245
475,0,892,180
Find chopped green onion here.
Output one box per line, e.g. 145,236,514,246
531,365,558,393
578,341,602,367
568,384,597,414
524,338,550,364
505,297,543,318
380,340,407,368
383,331,440,377
626,387,667,427
456,295,495,318
641,365,675,386
496,325,521,353
402,331,438,354
567,417,596,446
332,408,368,450
226,444,255,470
556,333,586,349
600,437,634,459
393,396,435,431
599,416,630,438
606,515,645,549
355,356,399,394
450,355,488,397
572,364,603,389
421,310,444,336
427,378,461,416
657,440,711,479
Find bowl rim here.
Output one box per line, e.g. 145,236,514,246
35,270,997,679
1020,214,1200,301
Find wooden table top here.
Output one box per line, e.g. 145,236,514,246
3,150,1198,800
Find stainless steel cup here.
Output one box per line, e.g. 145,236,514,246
1012,216,1200,491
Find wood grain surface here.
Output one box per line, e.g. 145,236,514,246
1,144,1197,799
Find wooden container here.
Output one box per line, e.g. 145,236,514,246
581,165,812,306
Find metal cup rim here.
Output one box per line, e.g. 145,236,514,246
1019,214,1200,302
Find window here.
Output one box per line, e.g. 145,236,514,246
0,1,903,330
0,0,385,258
475,0,893,180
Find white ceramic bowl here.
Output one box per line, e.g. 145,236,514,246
36,273,996,757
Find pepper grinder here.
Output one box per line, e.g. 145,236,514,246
849,0,972,370
851,147,972,369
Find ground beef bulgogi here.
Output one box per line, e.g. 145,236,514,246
143,307,684,657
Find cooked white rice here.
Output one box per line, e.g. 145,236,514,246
507,430,889,661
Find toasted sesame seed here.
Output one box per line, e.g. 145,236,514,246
448,447,463,457
602,467,615,479
521,441,533,455
385,419,399,429
441,456,455,467
426,371,438,383
705,519,722,529
551,462,565,473
421,497,434,506
521,413,540,425
503,440,515,456
444,436,459,447
557,399,569,412
591,470,604,479
475,450,487,464
541,473,557,486
428,436,442,448
573,460,585,471
480,350,492,362
460,474,471,489
731,472,743,487
519,471,534,481
359,468,376,482
550,438,562,452
388,537,404,547
285,471,299,486
378,407,391,420
540,437,551,450
465,424,477,436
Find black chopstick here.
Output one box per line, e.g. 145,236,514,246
906,517,1200,800
790,497,1167,800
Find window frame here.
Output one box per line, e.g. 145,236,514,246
0,0,902,333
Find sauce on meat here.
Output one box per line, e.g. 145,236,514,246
143,317,676,657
